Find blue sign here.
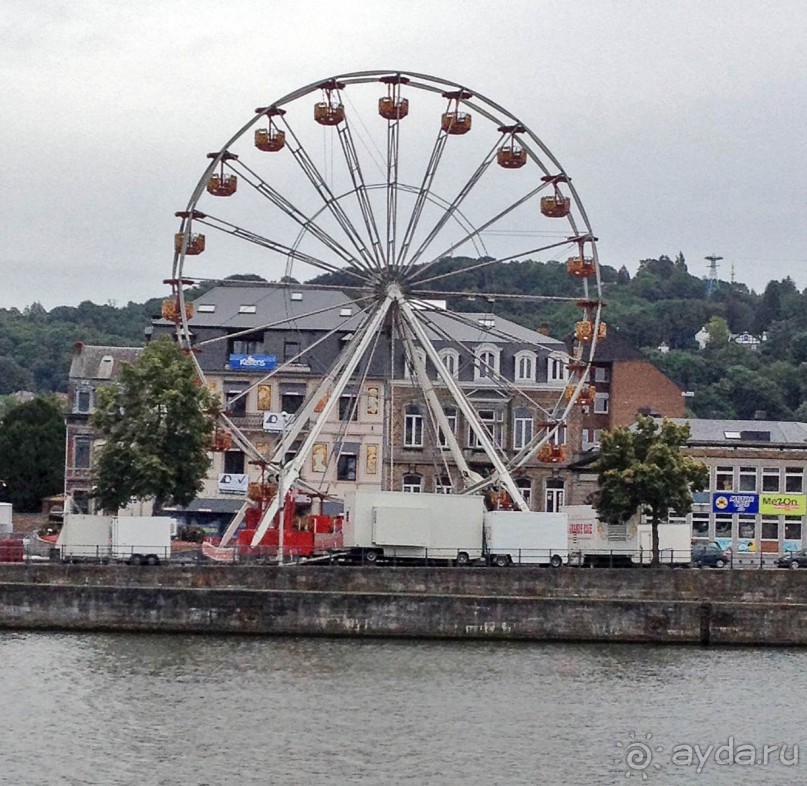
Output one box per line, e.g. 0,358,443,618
229,354,276,372
711,493,759,514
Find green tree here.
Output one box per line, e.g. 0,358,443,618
592,416,709,565
91,337,219,512
0,396,65,511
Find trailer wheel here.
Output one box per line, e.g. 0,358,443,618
493,554,510,568
364,550,379,565
144,554,160,566
455,551,470,567
550,554,563,568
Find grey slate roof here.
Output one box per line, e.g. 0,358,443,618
175,283,564,349
666,418,807,447
69,344,143,380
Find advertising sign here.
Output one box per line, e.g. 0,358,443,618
229,354,277,372
711,493,759,514
760,494,806,515
262,411,296,433
218,473,248,495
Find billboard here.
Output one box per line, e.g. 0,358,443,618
229,354,277,372
760,494,807,515
711,493,759,514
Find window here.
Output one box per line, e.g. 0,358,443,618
547,355,566,383
761,518,779,541
594,366,610,383
223,450,245,475
281,393,304,414
438,407,458,448
435,475,453,494
762,468,780,493
231,334,261,355
402,474,422,493
238,305,257,314
438,349,459,379
474,345,500,380
582,429,601,449
337,453,357,481
225,383,248,416
75,388,93,413
469,409,503,448
545,479,564,512
74,438,92,469
404,405,424,448
738,466,757,492
515,351,536,382
516,477,532,508
549,425,567,446
513,416,533,450
786,468,804,493
691,513,710,539
715,466,733,491
738,515,756,540
593,393,609,414
283,340,300,362
339,395,358,421
785,517,802,542
714,514,733,539
403,348,427,380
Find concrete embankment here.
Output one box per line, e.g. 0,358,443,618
0,564,805,645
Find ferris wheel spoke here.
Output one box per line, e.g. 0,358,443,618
395,128,449,267
402,141,503,275
410,237,575,289
385,114,402,269
409,183,551,282
395,296,529,510
230,160,366,270
194,214,368,282
278,115,379,273
336,117,385,269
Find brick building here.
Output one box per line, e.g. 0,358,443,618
571,332,685,450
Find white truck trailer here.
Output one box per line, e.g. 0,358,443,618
483,510,568,567
57,514,173,565
342,491,485,564
638,522,692,565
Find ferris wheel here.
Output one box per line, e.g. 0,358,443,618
169,70,605,547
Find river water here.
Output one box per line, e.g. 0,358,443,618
0,633,804,785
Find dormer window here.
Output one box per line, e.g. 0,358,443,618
515,350,536,382
474,344,500,380
438,348,460,380
238,305,257,314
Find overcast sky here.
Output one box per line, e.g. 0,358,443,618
2,0,805,309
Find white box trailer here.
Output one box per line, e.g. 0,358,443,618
57,514,173,564
565,505,638,567
0,502,12,535
484,511,568,567
343,491,484,564
638,522,692,565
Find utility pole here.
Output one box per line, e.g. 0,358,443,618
705,254,722,298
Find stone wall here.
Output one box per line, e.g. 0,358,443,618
1,565,806,645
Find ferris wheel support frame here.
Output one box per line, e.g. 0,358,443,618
249,292,395,548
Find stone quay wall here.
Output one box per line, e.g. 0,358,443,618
1,564,806,645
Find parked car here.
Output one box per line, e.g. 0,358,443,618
691,541,731,568
776,550,807,570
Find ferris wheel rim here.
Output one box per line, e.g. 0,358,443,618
169,69,606,532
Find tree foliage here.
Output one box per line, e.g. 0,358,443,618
91,337,219,512
592,416,709,565
0,396,65,512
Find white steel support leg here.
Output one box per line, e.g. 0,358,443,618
250,292,396,547
396,296,530,512
399,322,483,488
